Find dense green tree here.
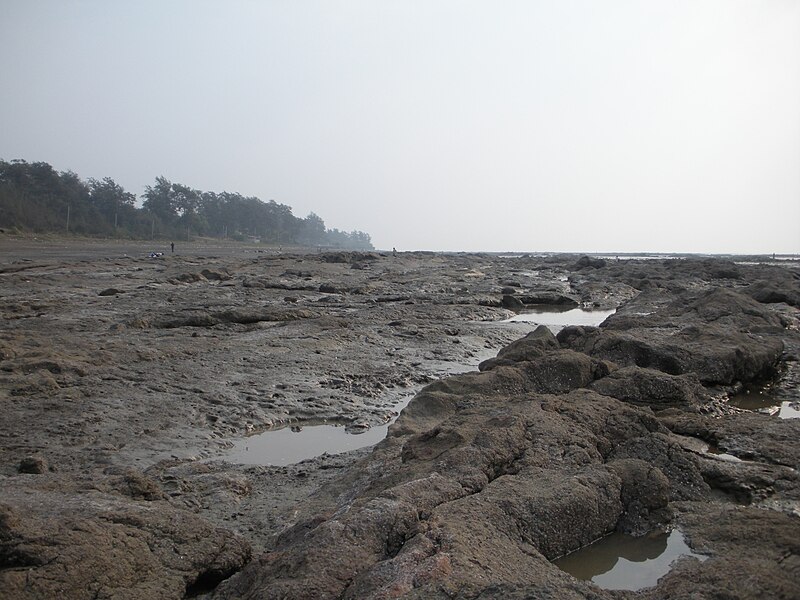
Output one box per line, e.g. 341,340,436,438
298,212,327,245
0,160,93,232
88,177,136,232
142,176,176,225
0,159,374,249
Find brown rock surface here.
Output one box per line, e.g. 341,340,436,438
0,473,251,600
1,237,798,599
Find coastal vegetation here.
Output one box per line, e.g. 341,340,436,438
0,159,373,249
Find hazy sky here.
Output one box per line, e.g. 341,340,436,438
2,1,799,253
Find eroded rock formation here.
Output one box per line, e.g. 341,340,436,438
211,285,800,599
1,242,798,599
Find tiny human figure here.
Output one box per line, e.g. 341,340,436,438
171,242,175,253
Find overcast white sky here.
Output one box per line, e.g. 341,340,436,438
1,1,798,253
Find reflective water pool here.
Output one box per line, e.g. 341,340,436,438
728,389,800,419
226,307,618,466
553,529,706,591
225,395,413,466
503,307,616,330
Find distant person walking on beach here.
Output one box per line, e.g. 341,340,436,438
171,242,175,253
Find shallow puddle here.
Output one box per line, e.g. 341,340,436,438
673,434,743,463
728,389,800,419
226,396,413,466
503,306,615,330
554,529,706,591
226,309,617,466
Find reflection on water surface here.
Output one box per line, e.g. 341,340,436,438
554,529,706,591
226,396,413,466
227,306,618,466
729,389,800,419
503,306,616,331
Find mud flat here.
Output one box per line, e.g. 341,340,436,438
1,237,798,599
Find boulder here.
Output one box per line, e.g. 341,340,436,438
170,272,206,284
558,289,785,385
501,294,524,309
98,288,124,296
745,279,800,307
200,269,232,281
517,292,579,307
590,366,710,412
17,455,48,474
574,255,607,269
479,325,560,370
606,458,671,534
0,476,251,600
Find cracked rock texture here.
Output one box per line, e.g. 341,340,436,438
1,237,799,599
212,262,800,599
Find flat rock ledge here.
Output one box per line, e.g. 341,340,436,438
210,285,800,599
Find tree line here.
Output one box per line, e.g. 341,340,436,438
0,159,373,249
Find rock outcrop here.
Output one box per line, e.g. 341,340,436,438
558,288,785,384
212,282,799,598
0,474,252,600
2,244,798,599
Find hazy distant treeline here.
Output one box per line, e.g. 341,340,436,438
0,159,373,249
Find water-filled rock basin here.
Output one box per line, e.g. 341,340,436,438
553,529,707,591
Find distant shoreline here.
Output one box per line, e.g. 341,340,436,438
1,231,797,263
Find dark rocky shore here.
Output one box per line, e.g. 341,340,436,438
1,238,798,599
